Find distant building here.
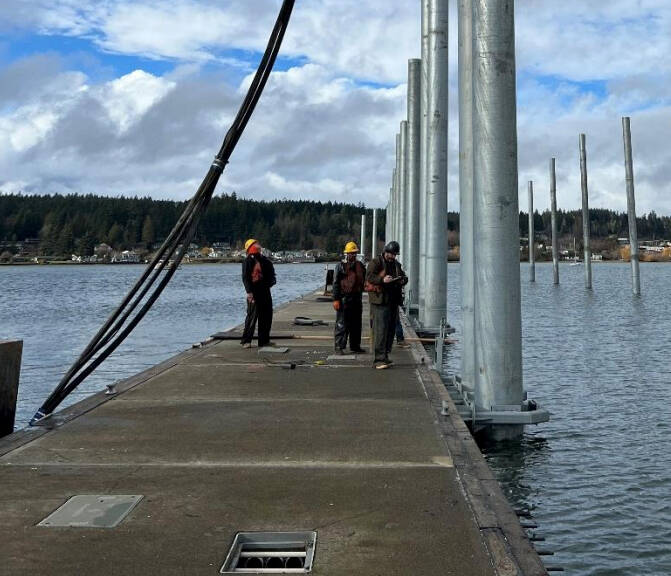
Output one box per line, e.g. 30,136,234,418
112,250,140,263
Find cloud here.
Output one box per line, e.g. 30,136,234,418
2,0,671,217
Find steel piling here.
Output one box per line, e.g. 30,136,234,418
623,117,641,296
550,157,559,285
458,0,475,391
407,59,422,312
579,134,593,289
472,0,523,432
423,0,449,331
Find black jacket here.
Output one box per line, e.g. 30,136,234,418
242,254,276,293
365,255,407,306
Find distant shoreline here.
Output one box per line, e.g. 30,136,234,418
0,259,341,267
2,259,667,267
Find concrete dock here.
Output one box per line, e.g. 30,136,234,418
0,292,547,575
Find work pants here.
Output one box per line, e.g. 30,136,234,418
396,317,405,342
241,289,273,347
334,295,362,351
371,303,399,362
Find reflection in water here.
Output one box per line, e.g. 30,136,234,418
478,433,550,516
442,262,671,575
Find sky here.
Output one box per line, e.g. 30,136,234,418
1,0,670,214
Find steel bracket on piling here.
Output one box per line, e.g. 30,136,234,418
442,376,550,426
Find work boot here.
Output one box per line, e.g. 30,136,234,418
350,347,366,354
334,348,345,355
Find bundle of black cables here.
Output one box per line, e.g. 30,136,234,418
31,0,296,425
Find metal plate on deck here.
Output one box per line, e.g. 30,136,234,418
38,495,143,528
327,354,357,361
258,347,289,354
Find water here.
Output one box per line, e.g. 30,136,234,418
3,261,671,574
443,262,671,576
0,263,325,429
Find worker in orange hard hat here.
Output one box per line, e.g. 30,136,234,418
332,241,366,355
241,239,276,348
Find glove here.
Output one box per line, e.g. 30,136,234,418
333,300,341,311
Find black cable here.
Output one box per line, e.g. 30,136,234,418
31,0,296,424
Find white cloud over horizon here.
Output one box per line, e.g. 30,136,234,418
1,0,671,216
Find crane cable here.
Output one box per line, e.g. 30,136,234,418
31,0,296,425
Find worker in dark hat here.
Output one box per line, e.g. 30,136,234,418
241,238,276,348
365,241,407,369
332,241,367,355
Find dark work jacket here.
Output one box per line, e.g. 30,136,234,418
242,254,276,294
365,255,407,306
332,259,366,302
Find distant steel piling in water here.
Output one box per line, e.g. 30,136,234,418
372,208,378,259
528,181,535,282
360,214,367,259
384,202,390,245
458,0,475,391
424,0,449,331
622,117,641,296
472,0,523,428
0,340,22,438
395,133,401,243
550,157,559,285
579,134,593,289
419,0,430,326
407,59,422,313
400,121,409,263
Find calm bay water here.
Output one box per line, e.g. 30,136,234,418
1,261,670,574
443,262,671,576
0,263,325,429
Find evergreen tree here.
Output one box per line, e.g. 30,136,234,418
141,215,155,246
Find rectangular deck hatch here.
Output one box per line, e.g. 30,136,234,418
38,495,143,528
220,531,316,573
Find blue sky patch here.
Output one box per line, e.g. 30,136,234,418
2,32,176,81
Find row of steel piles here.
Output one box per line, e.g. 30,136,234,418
528,118,641,296
385,0,525,436
359,210,379,259
387,0,448,332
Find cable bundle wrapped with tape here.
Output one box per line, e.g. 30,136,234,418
31,0,296,424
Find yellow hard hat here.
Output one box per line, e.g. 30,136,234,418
244,238,258,251
344,241,358,254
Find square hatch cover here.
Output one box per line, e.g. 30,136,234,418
38,495,143,528
221,531,317,573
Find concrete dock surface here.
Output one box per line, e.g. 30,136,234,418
0,292,547,575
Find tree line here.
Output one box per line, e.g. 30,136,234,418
0,193,384,256
1,192,669,258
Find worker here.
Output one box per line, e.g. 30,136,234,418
332,241,367,355
365,241,408,369
240,239,276,348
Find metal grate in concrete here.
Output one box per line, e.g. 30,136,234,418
221,531,316,573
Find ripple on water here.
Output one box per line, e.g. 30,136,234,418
1,263,325,428
444,262,671,575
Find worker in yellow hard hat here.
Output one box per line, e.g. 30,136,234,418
241,238,276,348
332,241,366,355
